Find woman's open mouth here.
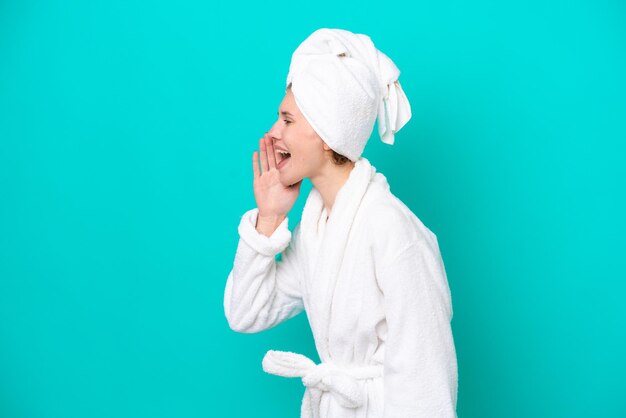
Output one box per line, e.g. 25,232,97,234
277,150,291,169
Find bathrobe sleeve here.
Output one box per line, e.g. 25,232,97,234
374,226,458,417
224,207,305,334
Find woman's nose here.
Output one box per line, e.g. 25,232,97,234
267,122,281,140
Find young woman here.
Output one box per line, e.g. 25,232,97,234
224,28,458,418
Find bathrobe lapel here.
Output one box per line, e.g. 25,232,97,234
300,157,377,361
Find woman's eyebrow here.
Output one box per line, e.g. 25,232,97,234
278,110,295,117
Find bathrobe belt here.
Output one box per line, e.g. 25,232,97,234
262,350,384,417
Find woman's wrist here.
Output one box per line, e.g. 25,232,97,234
255,212,286,237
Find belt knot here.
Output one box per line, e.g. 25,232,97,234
262,349,383,418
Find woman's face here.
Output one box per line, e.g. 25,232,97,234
267,87,330,187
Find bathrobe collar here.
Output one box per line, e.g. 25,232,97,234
300,156,378,361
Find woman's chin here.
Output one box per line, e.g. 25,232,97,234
279,178,294,188
279,173,303,188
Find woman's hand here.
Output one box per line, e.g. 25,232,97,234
252,133,303,219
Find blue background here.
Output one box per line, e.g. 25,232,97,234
1,0,625,417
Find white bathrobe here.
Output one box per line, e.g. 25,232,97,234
224,157,458,418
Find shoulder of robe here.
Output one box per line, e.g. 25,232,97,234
363,188,438,267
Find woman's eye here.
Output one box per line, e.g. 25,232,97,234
284,120,292,124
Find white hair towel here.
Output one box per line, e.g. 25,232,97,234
286,28,412,161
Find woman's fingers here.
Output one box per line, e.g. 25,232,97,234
259,137,269,174
265,134,277,169
252,150,260,179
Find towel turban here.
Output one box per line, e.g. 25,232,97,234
286,28,412,162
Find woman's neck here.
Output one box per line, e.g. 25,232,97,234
309,159,356,218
